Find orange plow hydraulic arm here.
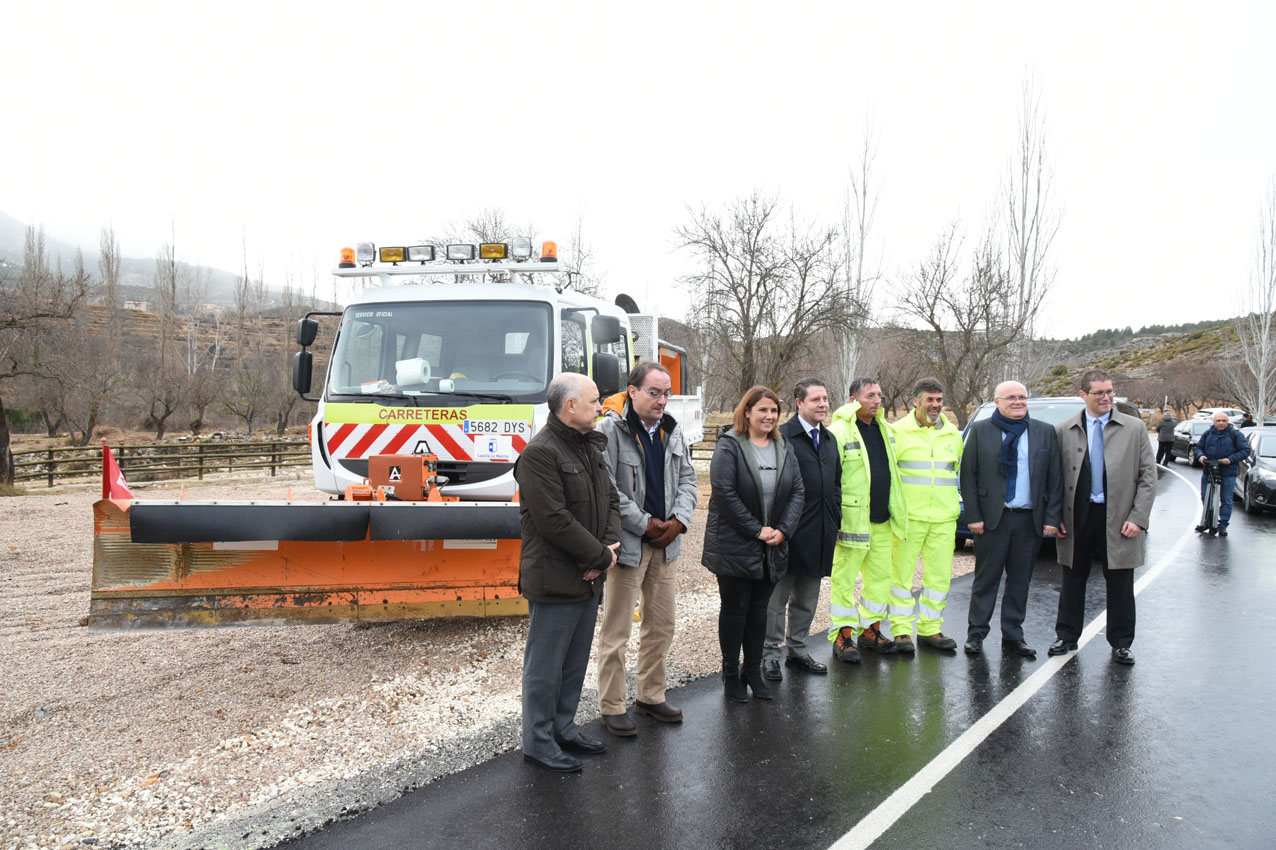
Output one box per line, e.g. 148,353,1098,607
90,499,527,630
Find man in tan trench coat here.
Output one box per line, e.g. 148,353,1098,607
1049,369,1157,666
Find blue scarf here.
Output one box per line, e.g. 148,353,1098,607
990,409,1030,501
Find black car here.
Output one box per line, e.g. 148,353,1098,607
1171,419,1213,466
1234,426,1276,514
955,397,1091,548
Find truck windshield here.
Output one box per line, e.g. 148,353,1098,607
326,300,553,403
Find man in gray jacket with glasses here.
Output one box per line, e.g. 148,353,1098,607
595,362,699,737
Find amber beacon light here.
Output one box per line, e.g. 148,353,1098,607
540,240,558,262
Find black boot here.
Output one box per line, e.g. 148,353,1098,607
740,665,774,700
723,661,749,703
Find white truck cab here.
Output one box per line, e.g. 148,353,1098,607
293,239,702,500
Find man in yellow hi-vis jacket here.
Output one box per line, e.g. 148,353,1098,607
826,378,907,662
889,379,963,654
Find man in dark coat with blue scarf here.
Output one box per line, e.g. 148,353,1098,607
958,380,1062,659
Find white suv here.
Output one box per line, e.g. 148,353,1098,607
1193,407,1245,425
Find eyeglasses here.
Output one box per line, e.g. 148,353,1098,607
640,388,674,400
1086,389,1116,397
996,395,1028,402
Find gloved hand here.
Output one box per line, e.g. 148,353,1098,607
649,517,684,549
645,517,668,540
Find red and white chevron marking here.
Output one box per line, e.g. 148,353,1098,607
324,423,528,462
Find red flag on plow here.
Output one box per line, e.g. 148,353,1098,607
101,439,133,500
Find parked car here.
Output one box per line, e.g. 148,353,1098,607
1171,419,1214,466
1234,426,1276,514
1193,407,1245,425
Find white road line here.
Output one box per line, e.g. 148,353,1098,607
828,469,1199,850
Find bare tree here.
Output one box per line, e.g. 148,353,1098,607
0,226,91,483
1001,79,1061,383
837,126,883,400
1224,178,1276,419
895,224,1037,427
677,193,858,401
860,327,928,418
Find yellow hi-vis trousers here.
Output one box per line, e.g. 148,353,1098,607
888,519,956,638
827,521,894,640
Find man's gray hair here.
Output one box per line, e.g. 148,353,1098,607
547,373,588,415
913,378,944,397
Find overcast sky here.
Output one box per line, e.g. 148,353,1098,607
4,1,1274,339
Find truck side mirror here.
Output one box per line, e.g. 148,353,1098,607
293,351,313,396
594,352,621,396
590,315,622,346
296,317,319,347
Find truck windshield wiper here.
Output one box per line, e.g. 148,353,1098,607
422,390,517,403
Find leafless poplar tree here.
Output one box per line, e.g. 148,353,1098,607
1001,79,1061,382
837,127,883,403
1224,178,1276,419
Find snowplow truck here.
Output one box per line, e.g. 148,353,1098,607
88,239,702,629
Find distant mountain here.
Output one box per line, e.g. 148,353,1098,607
0,209,255,307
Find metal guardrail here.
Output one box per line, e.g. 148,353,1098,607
12,439,310,488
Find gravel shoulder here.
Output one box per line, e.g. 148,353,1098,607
0,474,973,850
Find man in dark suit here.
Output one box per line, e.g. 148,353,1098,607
959,381,1063,659
762,378,841,680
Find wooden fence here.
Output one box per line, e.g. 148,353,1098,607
12,439,311,488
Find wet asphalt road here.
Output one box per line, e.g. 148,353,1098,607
282,464,1276,850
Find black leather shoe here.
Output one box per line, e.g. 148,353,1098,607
964,637,983,656
784,653,828,674
601,712,637,737
523,751,582,773
555,734,606,755
1002,639,1037,659
1048,639,1078,657
1195,525,1205,533
1112,647,1136,665
1219,529,1229,537
634,700,683,723
763,659,783,681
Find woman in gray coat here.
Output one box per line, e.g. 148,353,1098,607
702,386,804,702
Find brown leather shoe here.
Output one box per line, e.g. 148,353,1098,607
634,700,683,723
601,712,637,737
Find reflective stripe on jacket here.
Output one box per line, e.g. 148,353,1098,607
891,410,962,523
826,400,907,548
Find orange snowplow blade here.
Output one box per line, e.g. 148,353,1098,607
89,499,526,629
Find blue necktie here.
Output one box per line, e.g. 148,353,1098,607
811,427,819,452
1090,418,1105,502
